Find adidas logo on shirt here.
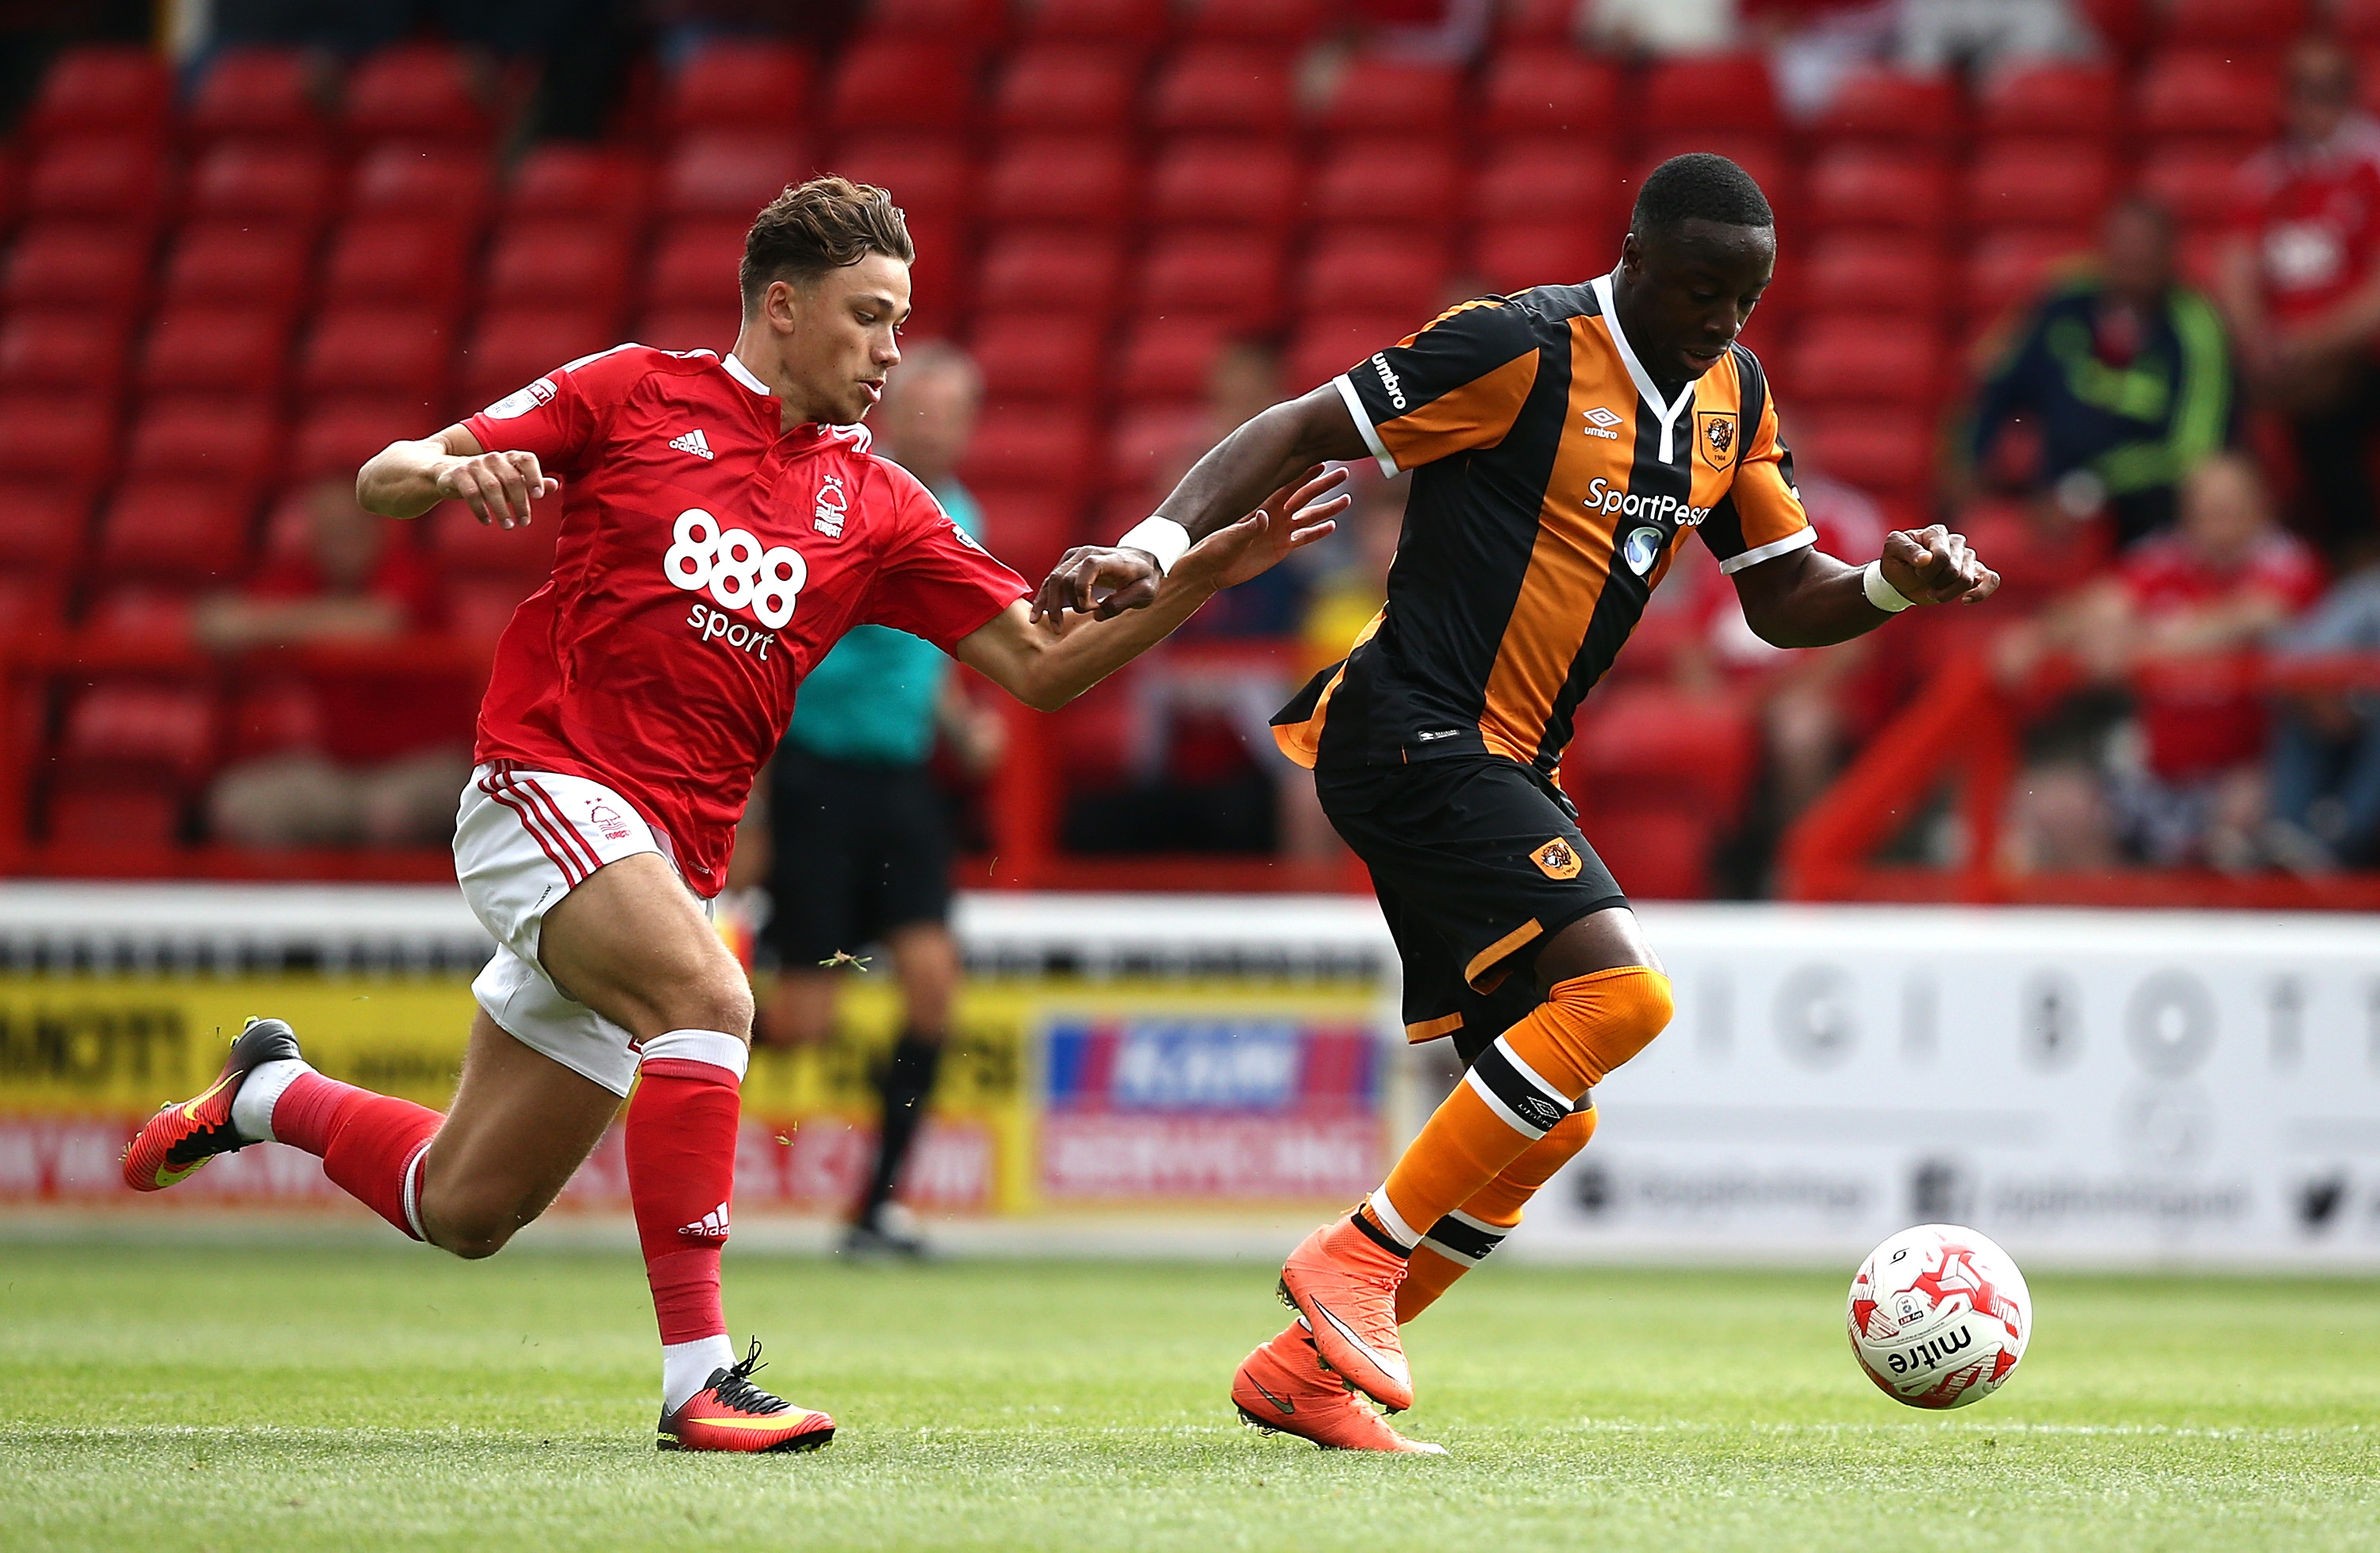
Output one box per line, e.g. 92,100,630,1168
669,429,714,460
678,1201,730,1240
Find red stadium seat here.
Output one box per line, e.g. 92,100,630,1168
1977,62,2122,142
187,47,328,142
1473,223,1601,294
1806,148,1954,232
1968,145,2112,230
432,498,559,579
486,218,635,321
1023,0,1168,44
825,40,976,133
2134,48,2279,142
1148,45,1298,136
969,316,1107,406
1307,58,1461,139
2,225,150,313
0,311,129,397
992,44,1145,132
1802,234,1949,319
1810,67,1963,148
459,310,620,410
1572,684,1757,818
1474,139,1625,229
298,306,452,407
58,678,215,772
858,0,1008,49
1480,49,1626,138
831,134,971,214
658,132,809,221
977,230,1127,317
1148,137,1303,229
2347,0,2380,42
663,39,813,132
1311,140,1460,230
135,307,294,398
509,144,653,225
1104,404,1208,498
24,45,169,143
982,138,1138,229
125,399,278,494
644,220,753,319
1135,233,1288,326
2140,144,2251,227
23,136,166,225
444,575,536,644
1115,317,1230,403
186,142,336,229
0,571,65,633
1296,233,1450,318
1791,406,1937,495
0,393,116,489
295,401,420,479
1285,313,1409,394
2161,0,2305,48
351,142,495,227
968,487,1081,582
1637,135,1795,213
160,224,314,316
94,479,254,579
1641,53,1781,137
1964,229,2092,321
633,305,730,353
1574,803,1716,901
961,406,1098,494
1788,317,1944,406
345,44,492,144
0,485,91,571
321,217,474,316
1178,0,1326,43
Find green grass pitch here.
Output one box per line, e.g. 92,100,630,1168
4,1240,2377,1551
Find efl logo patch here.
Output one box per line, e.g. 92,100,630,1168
1530,837,1583,880
480,376,558,420
1698,410,1737,468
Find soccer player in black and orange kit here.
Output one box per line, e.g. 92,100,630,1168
1036,154,2002,1453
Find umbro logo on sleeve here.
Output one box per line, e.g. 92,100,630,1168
668,429,715,460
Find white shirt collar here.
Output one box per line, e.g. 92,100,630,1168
1591,271,1695,464
722,350,773,397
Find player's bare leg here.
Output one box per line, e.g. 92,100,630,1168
1276,909,1671,1413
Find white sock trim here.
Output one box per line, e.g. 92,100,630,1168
1367,1188,1422,1250
229,1057,311,1144
662,1333,737,1416
399,1140,432,1242
639,1028,749,1083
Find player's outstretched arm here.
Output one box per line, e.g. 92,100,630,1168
965,467,1349,710
1733,525,2000,650
1031,386,1370,621
357,425,558,529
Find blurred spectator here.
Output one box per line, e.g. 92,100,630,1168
2218,37,2380,563
1967,198,2239,549
200,480,469,849
2266,565,2380,871
2001,455,2324,870
1756,0,2097,118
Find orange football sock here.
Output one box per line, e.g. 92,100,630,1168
1397,1107,1599,1324
1362,968,1667,1252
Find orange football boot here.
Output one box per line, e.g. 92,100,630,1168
121,1017,301,1192
1232,1320,1445,1455
657,1340,835,1454
1277,1215,1415,1412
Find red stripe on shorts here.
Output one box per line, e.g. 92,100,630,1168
516,774,605,878
482,771,589,886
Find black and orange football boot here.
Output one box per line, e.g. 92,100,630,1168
120,1017,301,1192
656,1340,836,1454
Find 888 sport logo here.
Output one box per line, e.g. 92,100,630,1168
664,508,806,644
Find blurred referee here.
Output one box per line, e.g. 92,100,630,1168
754,340,1004,1257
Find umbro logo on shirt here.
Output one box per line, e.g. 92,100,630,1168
1583,407,1623,441
669,429,715,460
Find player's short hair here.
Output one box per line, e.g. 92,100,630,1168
1630,153,1775,240
740,175,916,310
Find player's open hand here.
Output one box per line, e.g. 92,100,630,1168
1177,465,1349,594
438,449,559,529
1879,524,1999,605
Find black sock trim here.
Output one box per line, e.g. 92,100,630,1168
1421,1213,1504,1263
1350,1208,1413,1259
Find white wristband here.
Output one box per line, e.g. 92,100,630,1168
1862,559,1918,613
1117,515,1192,575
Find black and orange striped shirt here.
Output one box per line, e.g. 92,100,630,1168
1272,278,1814,778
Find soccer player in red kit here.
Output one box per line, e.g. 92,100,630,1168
120,178,1346,1452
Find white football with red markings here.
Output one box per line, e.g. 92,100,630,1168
1847,1223,2031,1409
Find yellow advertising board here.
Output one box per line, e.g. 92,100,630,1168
0,974,1392,1216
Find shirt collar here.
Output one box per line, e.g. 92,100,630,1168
1591,271,1695,464
720,350,873,454
723,350,773,396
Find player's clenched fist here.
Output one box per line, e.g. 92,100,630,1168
439,449,559,529
1879,524,1999,605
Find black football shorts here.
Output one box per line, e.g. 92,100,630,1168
1320,755,1626,1066
763,745,955,968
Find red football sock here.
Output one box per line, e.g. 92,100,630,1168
273,1071,443,1241
626,1030,748,1350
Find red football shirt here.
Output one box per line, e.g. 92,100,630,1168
462,345,1027,895
2232,119,2380,325
2118,528,2323,781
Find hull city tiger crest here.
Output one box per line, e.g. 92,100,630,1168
1530,837,1585,880
1697,410,1737,469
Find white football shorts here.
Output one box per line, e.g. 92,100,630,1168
453,763,708,1097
